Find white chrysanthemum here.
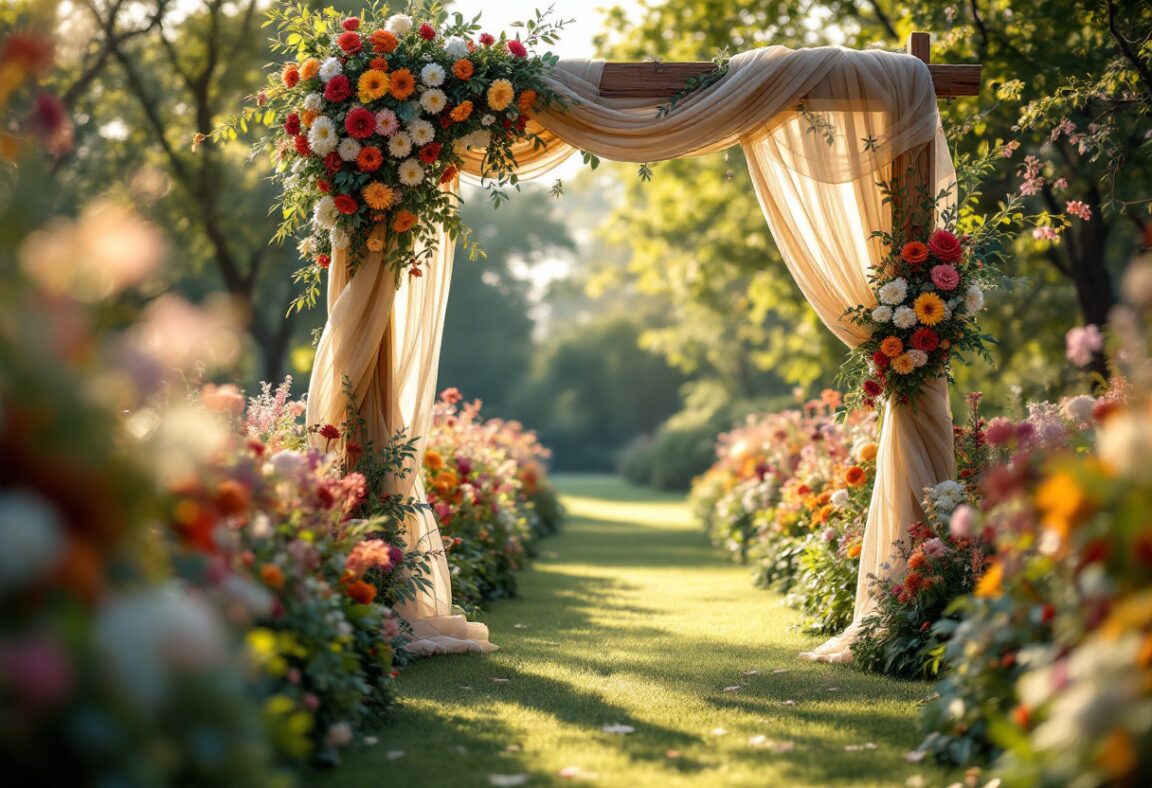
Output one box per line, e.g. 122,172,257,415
964,285,984,313
480,114,495,127
893,306,917,329
1062,394,1096,424
457,129,491,149
386,13,413,33
313,196,338,229
307,116,338,155
337,136,362,162
444,36,469,59
387,132,413,158
830,489,850,508
318,57,342,83
907,349,928,368
398,158,425,186
303,92,323,112
408,119,435,146
420,62,446,87
419,88,447,114
330,226,350,249
871,305,893,322
877,277,907,305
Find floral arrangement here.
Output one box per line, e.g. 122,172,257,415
422,388,562,612
208,2,570,310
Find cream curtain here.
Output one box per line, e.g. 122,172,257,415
307,44,957,659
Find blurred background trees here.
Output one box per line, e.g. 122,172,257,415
31,0,1152,483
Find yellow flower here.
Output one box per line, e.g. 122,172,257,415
891,353,916,374
857,442,878,463
358,69,389,103
974,561,1003,598
486,78,515,111
362,182,394,211
1034,469,1095,540
913,292,947,325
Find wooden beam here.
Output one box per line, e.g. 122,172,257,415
895,32,935,234
597,60,981,100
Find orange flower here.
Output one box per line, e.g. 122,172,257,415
260,563,284,590
362,181,393,210
391,209,417,233
844,466,867,487
371,29,398,53
299,58,320,81
880,336,903,358
215,479,250,517
907,551,927,571
913,292,947,325
357,69,389,102
357,146,383,173
846,542,862,559
900,241,929,265
857,442,878,462
486,78,514,110
346,579,377,604
425,450,445,470
301,109,318,127
281,63,300,87
974,561,1003,598
369,57,389,72
450,100,473,122
389,68,415,101
452,58,474,80
517,89,537,114
891,353,916,374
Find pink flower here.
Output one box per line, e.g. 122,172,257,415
1065,324,1103,367
1065,200,1092,221
303,692,320,710
346,539,393,575
1032,226,1060,241
381,614,399,640
1018,154,1045,196
949,505,976,540
930,264,960,291
374,109,399,137
326,722,353,748
921,537,948,557
201,382,245,418
984,417,1016,447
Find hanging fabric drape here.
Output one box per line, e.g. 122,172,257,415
307,45,957,659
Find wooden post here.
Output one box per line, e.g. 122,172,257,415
896,32,936,234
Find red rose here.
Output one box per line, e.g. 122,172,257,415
418,142,442,164
337,31,363,54
317,254,330,268
419,23,436,40
284,112,301,136
910,327,939,352
927,229,963,263
479,32,495,46
871,349,890,368
345,106,375,139
317,179,331,193
333,195,358,214
324,74,351,102
863,379,882,397
341,17,360,31
507,39,528,58
294,134,311,156
324,152,343,174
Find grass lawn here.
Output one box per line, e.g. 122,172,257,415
314,474,957,787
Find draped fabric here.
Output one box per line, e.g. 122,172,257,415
307,44,958,659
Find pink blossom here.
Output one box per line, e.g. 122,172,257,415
1049,118,1076,142
1065,324,1103,367
374,109,399,137
346,539,394,575
1001,140,1021,158
921,537,948,557
381,614,399,640
1032,226,1060,241
201,382,245,419
949,505,976,540
1018,154,1045,196
984,417,1016,447
303,692,320,710
1065,200,1092,221
930,264,960,291
1052,177,1068,191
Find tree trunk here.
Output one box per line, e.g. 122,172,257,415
1069,212,1115,384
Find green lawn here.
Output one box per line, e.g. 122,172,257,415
315,475,954,787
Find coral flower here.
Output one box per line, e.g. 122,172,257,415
345,106,376,139
844,466,867,487
486,78,514,110
369,57,389,72
900,241,928,266
300,58,320,81
356,146,383,172
282,63,300,87
333,195,358,214
518,89,538,114
346,579,377,604
371,30,398,54
391,210,418,233
846,542,862,559
389,68,416,101
452,58,474,80
449,100,473,122
337,30,363,54
891,353,916,374
879,336,904,358
260,564,284,590
913,292,947,325
507,39,528,58
361,181,394,210
930,264,960,291
357,69,390,102
425,450,445,470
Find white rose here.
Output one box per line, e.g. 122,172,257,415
893,306,917,329
386,14,413,34
420,63,446,87
871,305,893,322
318,57,342,83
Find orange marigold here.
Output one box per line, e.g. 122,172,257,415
425,450,445,470
299,58,320,81
362,182,394,210
844,466,867,487
259,563,284,590
391,209,417,233
369,57,389,72
301,109,318,127
346,579,377,605
449,100,473,122
517,88,537,114
486,78,514,110
846,542,862,559
357,146,383,173
389,68,415,101
281,63,300,87
879,336,903,358
900,241,929,265
371,29,398,53
452,58,474,80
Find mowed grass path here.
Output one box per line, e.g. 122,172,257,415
317,475,951,787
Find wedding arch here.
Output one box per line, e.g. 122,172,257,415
303,32,983,662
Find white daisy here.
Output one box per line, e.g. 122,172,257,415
419,88,447,114
398,158,425,186
877,277,908,305
907,349,928,368
444,36,469,59
313,196,338,229
303,92,323,112
480,114,495,127
420,63,446,87
871,305,893,322
375,109,400,137
408,120,435,146
964,285,984,313
330,226,350,249
337,137,362,162
893,306,917,329
307,116,338,155
386,13,413,34
318,57,342,83
387,132,413,159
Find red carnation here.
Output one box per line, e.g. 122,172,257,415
319,423,341,441
419,23,436,40
871,349,890,368
317,179,331,193
337,30,363,54
333,195,358,214
324,74,351,102
294,134,311,156
324,152,343,174
342,17,360,31
418,142,442,164
440,166,457,184
345,106,375,139
317,254,330,269
507,39,527,58
284,112,301,135
479,32,495,46
927,228,963,263
910,327,939,352
863,379,883,397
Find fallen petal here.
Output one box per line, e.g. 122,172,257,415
601,723,635,734
722,685,742,693
904,750,927,763
489,775,529,787
492,678,510,684
711,727,729,736
741,669,760,676
363,736,379,746
386,750,405,760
